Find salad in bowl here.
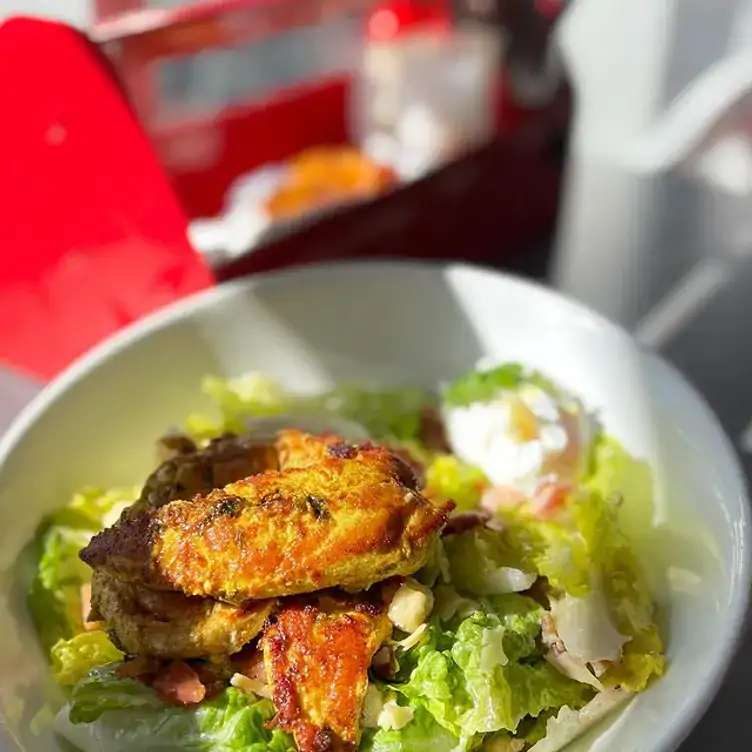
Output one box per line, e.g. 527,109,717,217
28,360,666,752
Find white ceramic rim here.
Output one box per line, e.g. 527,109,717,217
0,259,749,752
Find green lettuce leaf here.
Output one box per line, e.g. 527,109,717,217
482,594,545,663
28,487,136,652
360,706,461,752
585,436,654,555
59,667,294,751
186,373,437,443
395,607,592,740
317,384,436,443
581,441,666,692
51,632,123,688
491,437,666,692
424,455,488,512
443,364,556,408
443,529,537,596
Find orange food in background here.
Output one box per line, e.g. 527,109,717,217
265,146,397,220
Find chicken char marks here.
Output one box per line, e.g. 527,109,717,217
80,439,452,602
262,587,395,752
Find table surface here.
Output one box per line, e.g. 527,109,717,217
0,248,749,750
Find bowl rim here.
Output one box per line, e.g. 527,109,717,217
0,258,749,752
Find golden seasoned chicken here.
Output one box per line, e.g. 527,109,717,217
91,431,285,657
80,440,453,602
262,589,394,752
91,570,275,659
275,429,345,470
126,432,279,519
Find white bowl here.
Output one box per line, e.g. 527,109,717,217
0,261,748,752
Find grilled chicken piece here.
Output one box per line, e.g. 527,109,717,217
274,429,345,470
126,432,279,520
88,430,344,658
91,570,275,659
81,439,453,602
262,589,393,752
91,431,286,656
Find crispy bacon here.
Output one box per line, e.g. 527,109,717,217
152,661,206,705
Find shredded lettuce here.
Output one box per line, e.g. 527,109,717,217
58,667,295,751
443,364,557,408
51,632,123,688
424,455,489,512
28,487,137,651
186,372,437,444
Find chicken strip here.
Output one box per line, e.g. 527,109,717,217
90,431,283,656
91,570,275,659
80,440,454,602
126,432,279,519
275,429,345,470
262,589,394,752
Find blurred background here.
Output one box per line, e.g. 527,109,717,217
0,1,750,746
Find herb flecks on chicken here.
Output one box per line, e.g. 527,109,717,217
81,440,453,602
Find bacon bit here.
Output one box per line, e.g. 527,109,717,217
116,656,162,683
156,433,198,462
192,662,226,700
479,485,527,515
529,481,573,518
152,661,206,705
443,510,491,536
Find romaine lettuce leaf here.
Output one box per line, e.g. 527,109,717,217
491,437,666,692
186,373,437,443
395,607,592,740
443,529,536,596
51,632,123,688
360,706,461,752
443,364,557,408
482,594,545,663
424,455,488,512
58,667,295,751
585,436,654,563
28,487,136,652
317,384,436,443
